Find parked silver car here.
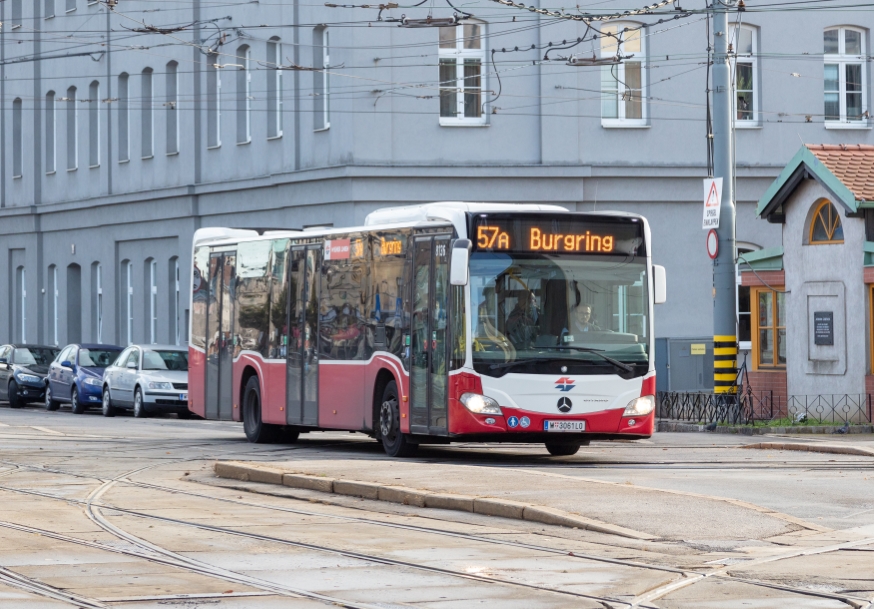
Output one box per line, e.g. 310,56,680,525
101,344,191,418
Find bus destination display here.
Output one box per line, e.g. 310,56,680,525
472,216,643,256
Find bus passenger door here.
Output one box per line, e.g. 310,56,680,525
410,235,451,435
286,245,320,427
205,251,236,420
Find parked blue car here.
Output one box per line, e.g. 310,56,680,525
46,344,123,414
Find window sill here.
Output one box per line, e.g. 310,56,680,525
46,171,56,176
67,167,78,173
601,121,649,129
142,155,154,160
13,175,22,180
314,127,330,133
439,120,489,128
66,8,77,12
207,144,222,150
167,151,179,157
752,366,786,372
267,134,284,140
11,25,22,30
734,122,762,130
824,122,871,130
119,159,130,164
45,14,56,20
90,164,100,169
237,139,252,146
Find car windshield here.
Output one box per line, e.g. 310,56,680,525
142,350,188,371
79,349,121,368
470,252,649,377
14,348,59,366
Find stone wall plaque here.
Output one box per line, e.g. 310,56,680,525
814,311,834,346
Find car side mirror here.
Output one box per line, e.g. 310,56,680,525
653,264,667,305
61,360,73,369
450,239,472,286
0,357,7,365
126,361,138,369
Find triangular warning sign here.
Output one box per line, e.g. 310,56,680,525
705,181,720,208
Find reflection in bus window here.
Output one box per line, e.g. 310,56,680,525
370,230,410,361
320,232,367,360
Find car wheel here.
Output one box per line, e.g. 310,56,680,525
8,381,22,409
71,387,86,415
544,441,582,456
101,387,116,417
242,376,279,443
133,388,149,418
45,385,60,411
379,380,418,458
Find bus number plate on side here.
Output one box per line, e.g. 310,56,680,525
544,420,586,432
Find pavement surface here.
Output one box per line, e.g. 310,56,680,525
0,403,871,609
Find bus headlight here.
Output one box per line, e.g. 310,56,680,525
460,393,502,415
624,395,654,416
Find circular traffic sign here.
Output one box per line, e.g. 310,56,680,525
706,229,719,260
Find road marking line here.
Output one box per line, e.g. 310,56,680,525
30,426,65,436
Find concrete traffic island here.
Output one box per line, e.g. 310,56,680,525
214,460,658,541
742,440,874,457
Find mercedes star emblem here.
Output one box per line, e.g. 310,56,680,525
557,397,573,413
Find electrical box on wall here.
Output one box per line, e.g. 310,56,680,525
655,337,715,393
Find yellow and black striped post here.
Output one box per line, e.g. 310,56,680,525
713,336,738,394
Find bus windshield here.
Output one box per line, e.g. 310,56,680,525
470,252,649,377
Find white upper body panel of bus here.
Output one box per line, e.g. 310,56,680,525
192,203,652,257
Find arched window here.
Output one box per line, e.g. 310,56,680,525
46,91,57,174
267,38,283,138
118,73,130,162
810,200,844,244
236,45,252,143
89,81,100,167
12,98,23,178
141,68,154,158
166,61,179,155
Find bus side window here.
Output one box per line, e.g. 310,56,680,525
371,230,409,361
268,239,290,359
191,246,210,350
235,240,272,358
321,233,368,361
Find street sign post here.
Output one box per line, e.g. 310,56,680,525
703,177,723,229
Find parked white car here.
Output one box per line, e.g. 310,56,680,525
101,344,191,418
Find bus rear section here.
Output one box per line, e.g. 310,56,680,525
188,204,664,456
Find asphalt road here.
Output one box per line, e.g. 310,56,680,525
0,403,872,609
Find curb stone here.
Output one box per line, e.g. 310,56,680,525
213,461,657,541
743,441,874,457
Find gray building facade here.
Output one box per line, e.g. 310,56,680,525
1,0,872,353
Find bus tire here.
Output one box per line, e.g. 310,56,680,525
544,440,582,457
243,376,279,444
379,380,417,458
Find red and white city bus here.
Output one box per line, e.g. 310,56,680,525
188,203,666,456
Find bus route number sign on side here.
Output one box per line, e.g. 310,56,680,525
703,177,723,229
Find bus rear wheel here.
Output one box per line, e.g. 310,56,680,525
243,376,279,444
379,381,417,458
544,440,582,456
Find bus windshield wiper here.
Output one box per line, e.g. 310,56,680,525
539,346,635,374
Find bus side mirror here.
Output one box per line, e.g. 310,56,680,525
653,264,667,304
450,239,472,286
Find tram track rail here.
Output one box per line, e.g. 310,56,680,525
0,458,871,608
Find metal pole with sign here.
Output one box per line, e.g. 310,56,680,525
710,1,738,395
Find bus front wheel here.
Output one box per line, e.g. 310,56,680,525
379,381,417,458
243,376,279,444
544,440,582,457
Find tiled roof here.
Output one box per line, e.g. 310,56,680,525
806,144,874,202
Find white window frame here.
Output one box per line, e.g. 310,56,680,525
823,26,868,127
438,21,487,127
19,268,27,343
314,29,331,131
599,23,648,128
51,266,59,345
174,260,181,345
67,87,78,171
118,73,130,163
46,92,57,174
12,99,23,179
126,261,134,345
166,61,180,155
237,46,252,144
735,244,759,352
142,68,154,159
96,264,103,343
89,81,100,168
268,39,284,138
732,25,759,128
149,260,158,344
208,56,222,148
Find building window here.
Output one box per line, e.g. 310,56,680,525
46,0,55,18
49,265,59,345
166,61,179,154
12,99,23,179
18,268,27,343
313,29,330,131
734,26,758,125
751,287,786,370
824,27,867,124
810,200,844,244
207,55,221,148
600,24,646,126
67,0,76,12
438,22,486,126
11,0,22,28
125,260,134,345
148,259,158,344
237,45,252,144
736,247,757,351
141,68,154,158
89,81,100,167
268,38,283,137
67,86,78,170
171,258,181,345
46,92,56,173
95,263,103,343
118,73,130,162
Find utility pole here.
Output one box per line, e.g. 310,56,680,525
711,0,738,395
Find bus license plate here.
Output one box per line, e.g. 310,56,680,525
179,393,188,401
544,420,586,432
